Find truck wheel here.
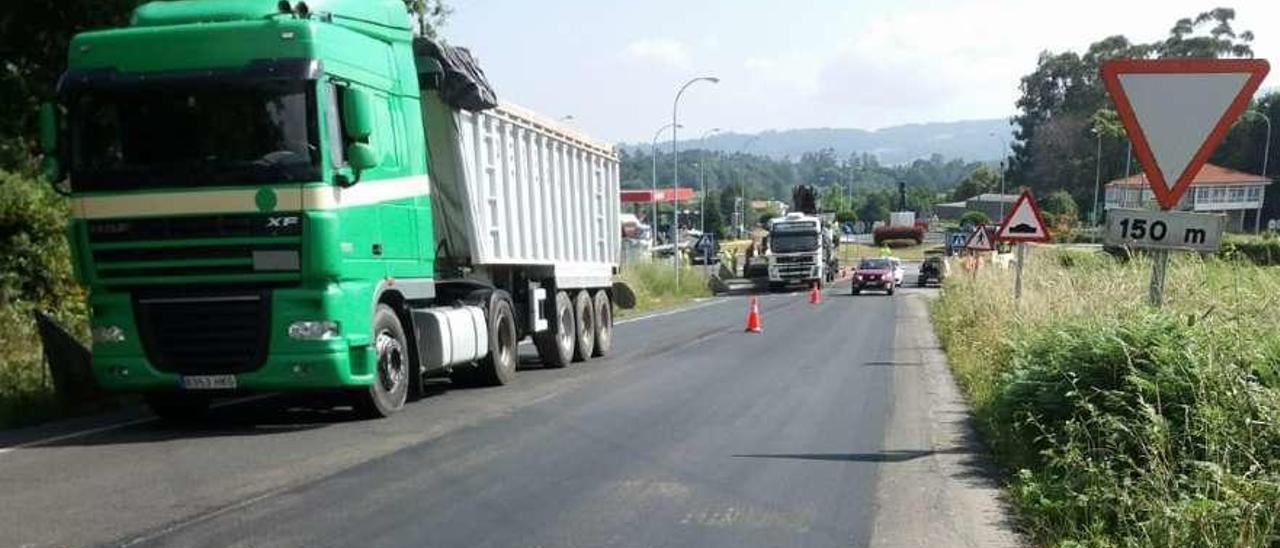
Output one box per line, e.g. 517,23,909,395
591,290,612,357
472,292,519,386
145,394,210,422
572,290,595,362
534,290,575,368
353,304,410,418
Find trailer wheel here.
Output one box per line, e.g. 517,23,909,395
353,304,410,418
591,290,612,357
534,290,575,368
145,394,210,423
472,292,519,386
572,290,595,362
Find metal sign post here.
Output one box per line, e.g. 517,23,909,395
1014,243,1026,300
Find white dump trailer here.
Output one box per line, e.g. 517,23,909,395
416,71,626,390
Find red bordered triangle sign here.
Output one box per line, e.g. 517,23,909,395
964,224,994,251
1100,58,1270,210
996,190,1052,243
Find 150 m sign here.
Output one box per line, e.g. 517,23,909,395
1105,208,1225,252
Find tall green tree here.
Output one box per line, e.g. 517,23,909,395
0,1,136,170
1039,189,1080,221
405,0,452,38
951,165,1001,201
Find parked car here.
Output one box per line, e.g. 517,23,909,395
852,258,896,296
888,257,905,287
918,255,949,286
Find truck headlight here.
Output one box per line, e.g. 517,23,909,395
91,325,126,344
288,320,340,341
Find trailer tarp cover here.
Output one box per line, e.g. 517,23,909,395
414,38,499,112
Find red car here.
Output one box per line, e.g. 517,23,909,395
851,258,896,296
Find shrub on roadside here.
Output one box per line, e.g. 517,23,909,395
1221,234,1280,266
883,238,918,249
873,225,923,245
0,171,88,428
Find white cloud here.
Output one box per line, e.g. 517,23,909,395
623,37,694,70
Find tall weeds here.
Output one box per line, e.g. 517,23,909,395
933,247,1280,547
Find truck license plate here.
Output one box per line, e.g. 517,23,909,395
180,375,237,390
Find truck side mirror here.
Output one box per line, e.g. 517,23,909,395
39,103,66,185
347,142,379,170
342,87,375,141
341,88,379,176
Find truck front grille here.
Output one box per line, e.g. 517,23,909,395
87,214,303,288
133,290,272,375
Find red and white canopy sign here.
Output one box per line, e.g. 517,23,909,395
996,190,1051,243
964,224,994,251
1101,59,1270,210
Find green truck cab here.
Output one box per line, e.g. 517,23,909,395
43,0,625,419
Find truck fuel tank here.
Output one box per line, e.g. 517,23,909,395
412,306,488,371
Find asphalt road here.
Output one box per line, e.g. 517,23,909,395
0,269,1011,548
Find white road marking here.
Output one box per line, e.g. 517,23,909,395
0,395,269,455
4,295,750,455
615,297,737,326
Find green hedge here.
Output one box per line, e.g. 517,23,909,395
0,170,88,428
1222,234,1280,266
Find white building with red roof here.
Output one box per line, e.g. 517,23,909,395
1104,163,1272,232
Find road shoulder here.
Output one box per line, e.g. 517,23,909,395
869,292,1023,547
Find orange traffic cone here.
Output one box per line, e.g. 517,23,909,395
809,282,821,305
744,297,762,333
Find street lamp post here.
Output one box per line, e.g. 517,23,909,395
699,128,721,234
989,132,1009,219
672,76,720,286
737,135,761,238
650,122,681,248
1241,110,1272,233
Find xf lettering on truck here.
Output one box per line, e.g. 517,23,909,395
266,216,300,229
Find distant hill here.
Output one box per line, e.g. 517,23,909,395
624,119,1016,165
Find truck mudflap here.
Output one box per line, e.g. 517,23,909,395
611,281,636,309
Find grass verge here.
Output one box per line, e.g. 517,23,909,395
616,261,712,318
931,247,1280,547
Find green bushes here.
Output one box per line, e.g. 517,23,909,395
873,225,924,245
0,170,87,428
1222,234,1280,266
933,249,1280,547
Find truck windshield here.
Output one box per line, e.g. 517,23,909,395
771,233,819,253
69,80,320,190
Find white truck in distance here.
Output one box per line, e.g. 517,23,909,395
766,213,828,290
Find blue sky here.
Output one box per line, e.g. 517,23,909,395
443,0,1279,144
